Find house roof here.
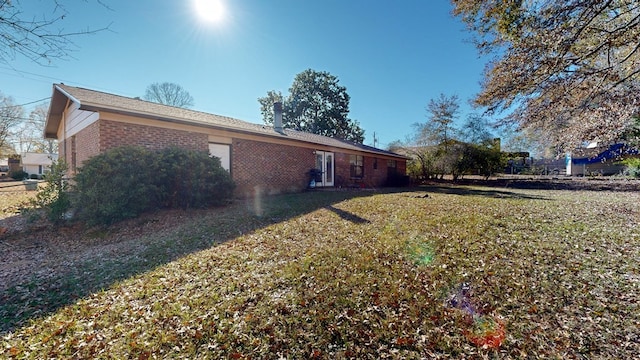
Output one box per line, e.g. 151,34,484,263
21,152,58,166
45,84,406,159
572,143,639,165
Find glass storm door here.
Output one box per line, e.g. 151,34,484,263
314,151,334,187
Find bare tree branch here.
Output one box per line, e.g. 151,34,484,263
454,0,640,149
143,82,195,109
0,0,111,65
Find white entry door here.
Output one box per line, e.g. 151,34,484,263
314,151,334,187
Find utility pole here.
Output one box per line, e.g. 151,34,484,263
373,132,378,148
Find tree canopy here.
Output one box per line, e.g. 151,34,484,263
143,82,195,108
258,69,365,143
0,92,22,157
452,0,640,149
395,94,503,181
418,93,460,146
11,104,58,154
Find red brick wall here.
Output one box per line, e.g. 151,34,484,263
335,153,405,188
63,117,407,195
366,157,388,187
61,120,101,172
232,139,315,197
334,153,351,187
100,120,208,153
76,120,101,168
396,159,407,175
64,119,209,173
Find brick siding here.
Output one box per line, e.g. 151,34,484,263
63,118,406,196
76,120,101,168
334,153,396,188
334,153,351,187
100,120,208,153
366,157,388,187
60,120,101,172
232,139,315,197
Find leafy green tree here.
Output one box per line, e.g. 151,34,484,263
257,90,285,125
467,139,506,179
258,69,365,143
620,158,640,178
452,0,640,149
389,139,439,181
396,94,504,181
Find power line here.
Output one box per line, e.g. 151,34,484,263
0,97,50,110
0,66,67,83
0,65,140,102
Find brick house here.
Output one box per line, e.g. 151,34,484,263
45,84,407,197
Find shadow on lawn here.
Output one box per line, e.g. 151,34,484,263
325,205,371,224
0,179,584,334
413,184,550,200
436,177,640,192
0,189,378,335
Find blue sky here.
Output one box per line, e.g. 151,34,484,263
1,0,492,149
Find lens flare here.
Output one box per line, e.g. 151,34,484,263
446,283,506,349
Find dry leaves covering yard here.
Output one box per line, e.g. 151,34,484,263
1,180,639,358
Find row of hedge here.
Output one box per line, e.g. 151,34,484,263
35,146,235,226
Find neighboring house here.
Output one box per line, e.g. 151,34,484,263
566,143,639,176
0,159,8,177
22,152,58,177
45,84,407,197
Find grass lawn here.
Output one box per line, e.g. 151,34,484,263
1,184,639,358
0,181,38,218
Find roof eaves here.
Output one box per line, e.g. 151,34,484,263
80,102,297,140
45,85,82,139
54,84,81,105
58,84,408,160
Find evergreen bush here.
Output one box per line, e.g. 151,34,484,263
10,170,28,180
155,147,235,209
621,157,640,178
30,160,71,224
72,146,234,226
73,146,156,225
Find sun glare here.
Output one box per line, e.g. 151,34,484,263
194,0,225,24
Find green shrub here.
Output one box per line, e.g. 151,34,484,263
621,157,640,178
155,147,235,209
10,170,28,180
72,146,235,226
73,146,159,226
30,161,71,224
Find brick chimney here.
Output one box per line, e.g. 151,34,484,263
274,102,283,133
